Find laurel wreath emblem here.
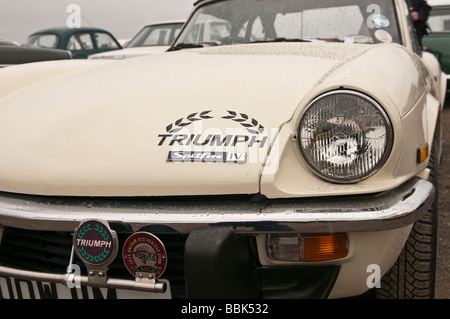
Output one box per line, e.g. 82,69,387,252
76,223,111,263
166,111,213,133
165,110,265,134
221,110,265,134
78,247,110,263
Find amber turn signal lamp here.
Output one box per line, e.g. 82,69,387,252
417,143,429,164
302,233,348,262
267,233,348,262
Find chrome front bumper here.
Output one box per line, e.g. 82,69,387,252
0,177,434,234
0,177,435,298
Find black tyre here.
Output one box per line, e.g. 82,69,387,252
375,141,438,299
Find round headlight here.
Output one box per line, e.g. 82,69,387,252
298,90,393,183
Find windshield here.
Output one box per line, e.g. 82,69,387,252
172,0,400,49
127,23,184,47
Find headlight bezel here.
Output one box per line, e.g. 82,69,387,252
297,89,394,184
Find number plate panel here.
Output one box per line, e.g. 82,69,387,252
0,276,171,299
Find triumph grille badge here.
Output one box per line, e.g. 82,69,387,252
73,219,118,267
122,232,168,279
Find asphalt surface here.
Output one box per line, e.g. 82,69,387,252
435,98,450,299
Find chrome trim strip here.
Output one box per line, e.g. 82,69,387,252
0,177,434,234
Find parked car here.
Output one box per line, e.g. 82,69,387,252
0,0,445,300
88,21,184,60
423,0,450,83
27,27,122,59
0,39,71,67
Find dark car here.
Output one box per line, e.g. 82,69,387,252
27,27,122,59
0,40,72,67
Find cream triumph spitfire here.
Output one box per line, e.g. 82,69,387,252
0,0,445,299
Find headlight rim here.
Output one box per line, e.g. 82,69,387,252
297,89,394,184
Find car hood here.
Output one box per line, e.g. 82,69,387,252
88,46,170,59
0,43,400,196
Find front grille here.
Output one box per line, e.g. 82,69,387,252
0,227,187,298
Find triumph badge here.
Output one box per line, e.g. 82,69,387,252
73,219,118,268
122,232,168,279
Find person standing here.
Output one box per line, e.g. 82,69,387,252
408,0,432,47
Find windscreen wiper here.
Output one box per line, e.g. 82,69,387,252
249,37,313,44
167,41,220,52
167,43,205,52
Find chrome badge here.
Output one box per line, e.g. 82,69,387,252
73,219,118,267
122,232,168,279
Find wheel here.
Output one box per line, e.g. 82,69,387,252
375,140,438,299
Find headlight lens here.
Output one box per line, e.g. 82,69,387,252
298,90,393,183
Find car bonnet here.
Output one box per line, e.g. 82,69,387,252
0,42,373,196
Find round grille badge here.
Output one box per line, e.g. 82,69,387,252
73,219,118,267
122,232,168,278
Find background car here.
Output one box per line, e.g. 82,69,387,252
0,39,71,67
88,21,184,60
423,0,450,82
27,27,122,59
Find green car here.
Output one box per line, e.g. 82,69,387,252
423,1,450,81
27,27,122,59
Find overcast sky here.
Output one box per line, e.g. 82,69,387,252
0,0,195,43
